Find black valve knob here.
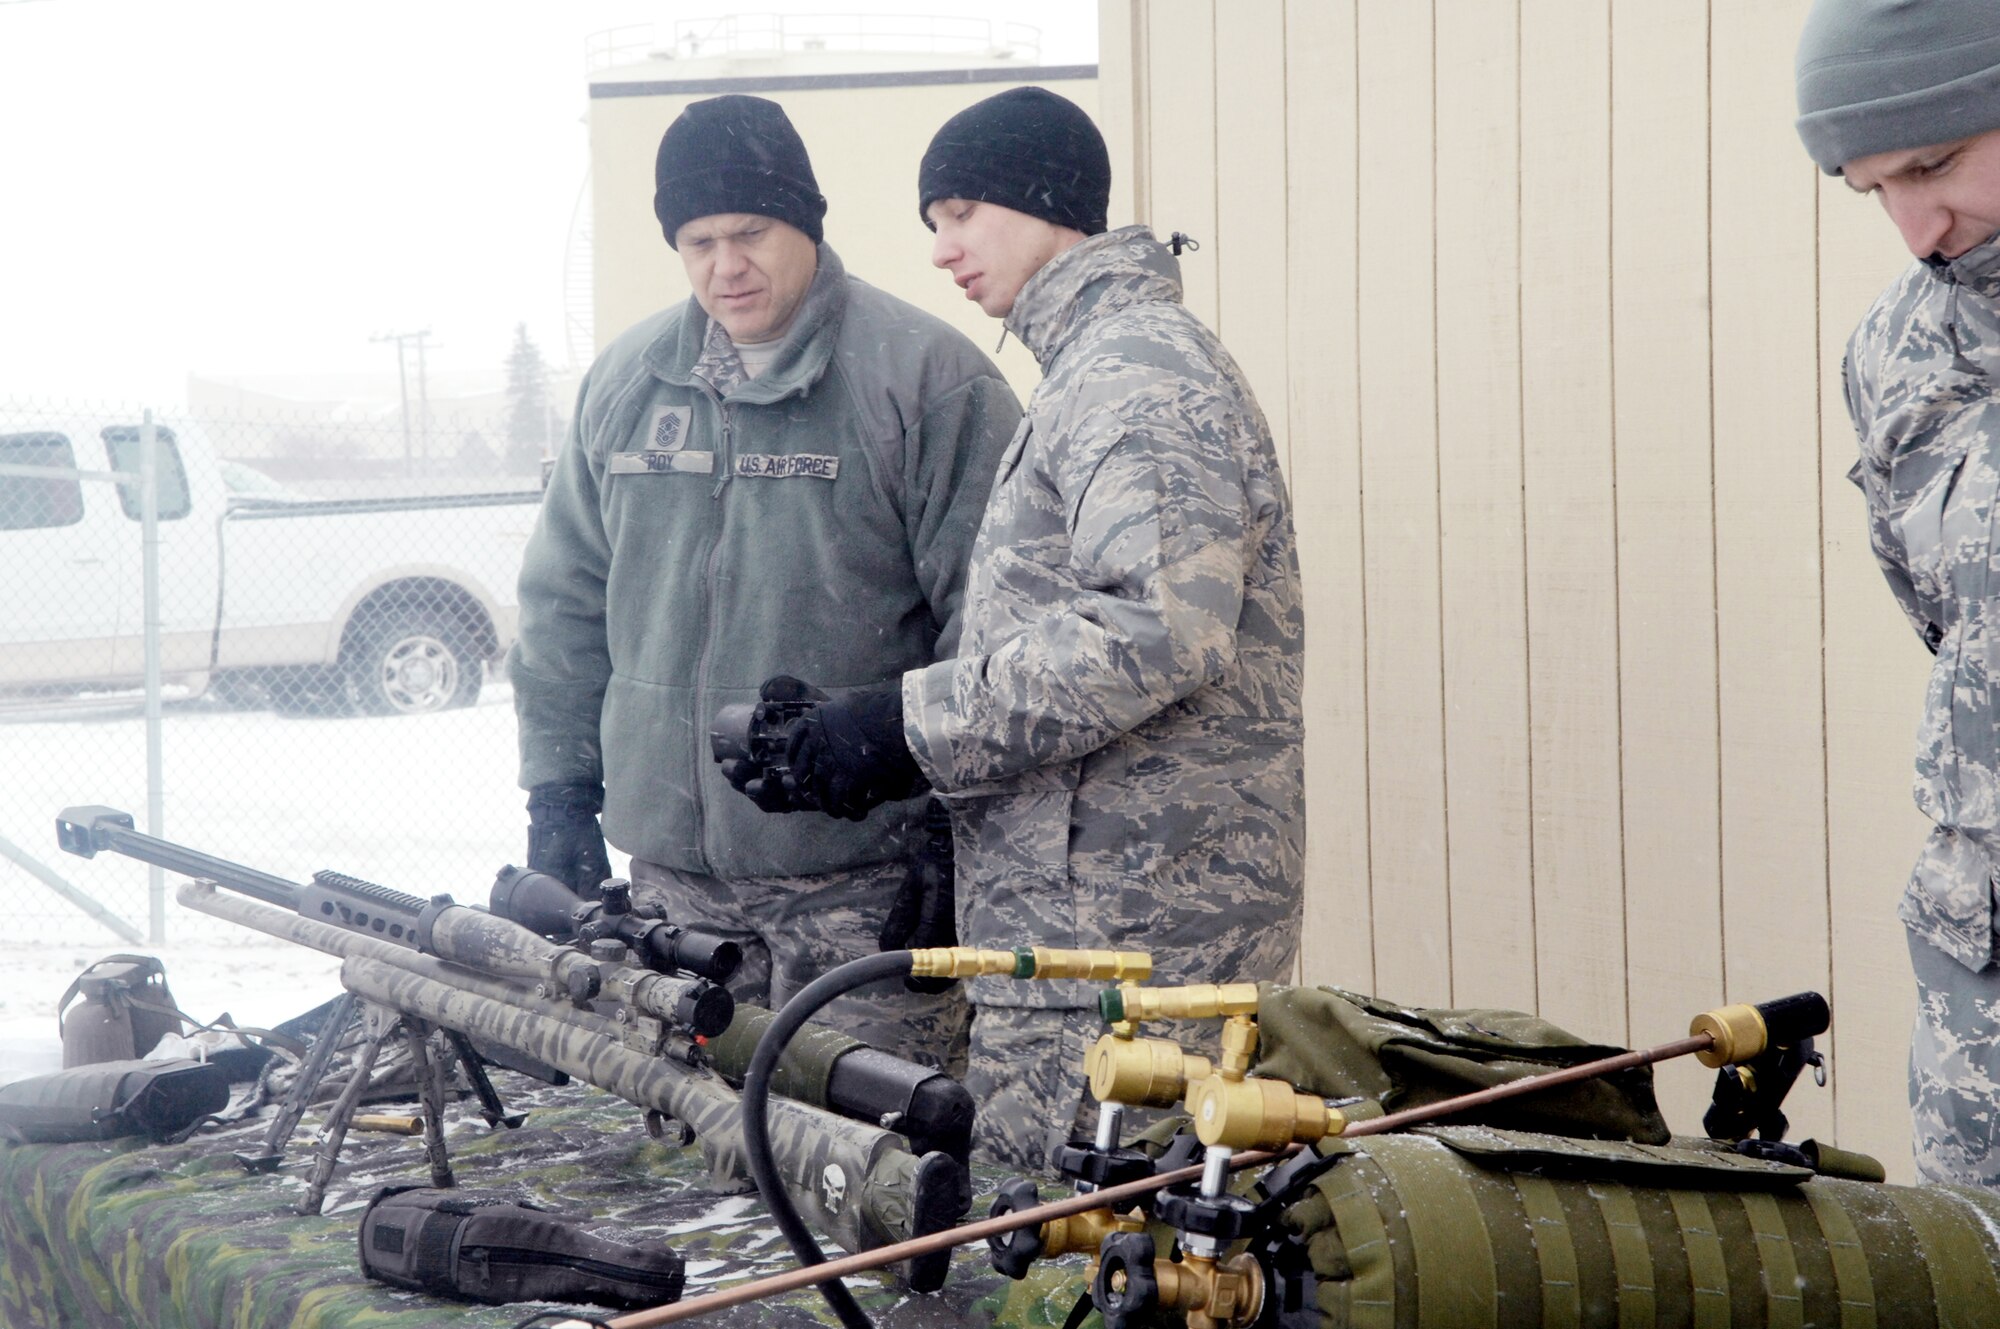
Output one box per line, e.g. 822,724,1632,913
1093,1230,1160,1329
1053,1141,1156,1190
1154,1183,1260,1242
986,1177,1046,1279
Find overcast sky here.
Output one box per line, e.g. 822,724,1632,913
0,0,1098,404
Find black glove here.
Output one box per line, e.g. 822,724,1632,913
525,782,613,897
718,676,826,813
783,680,928,821
879,797,958,993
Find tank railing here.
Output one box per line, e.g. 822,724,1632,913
585,14,1042,73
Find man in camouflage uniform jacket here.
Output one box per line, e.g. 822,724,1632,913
913,212,1305,1167
748,88,1302,1169
1798,0,2000,1187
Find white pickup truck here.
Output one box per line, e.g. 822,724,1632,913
0,416,543,715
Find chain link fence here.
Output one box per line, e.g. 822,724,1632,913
0,395,561,944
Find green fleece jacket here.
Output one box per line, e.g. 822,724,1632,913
512,245,1020,876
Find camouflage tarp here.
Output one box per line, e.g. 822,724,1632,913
0,1073,1092,1329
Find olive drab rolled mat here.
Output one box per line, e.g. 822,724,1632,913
1246,985,2000,1326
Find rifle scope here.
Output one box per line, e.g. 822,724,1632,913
489,867,741,986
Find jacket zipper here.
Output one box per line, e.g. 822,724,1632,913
689,384,732,876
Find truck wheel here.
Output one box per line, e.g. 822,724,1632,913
350,608,482,715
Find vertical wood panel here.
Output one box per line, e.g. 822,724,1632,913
1819,174,1931,1176
1519,0,1628,1045
1143,0,1218,329
1285,0,1371,991
1357,0,1449,1007
1098,1,1145,227
1214,1,1291,467
1607,0,1721,1129
1434,0,1535,1013
1710,0,1834,1144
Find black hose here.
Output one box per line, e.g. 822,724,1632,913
742,949,912,1329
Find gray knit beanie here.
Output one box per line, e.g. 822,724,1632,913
1795,0,2000,174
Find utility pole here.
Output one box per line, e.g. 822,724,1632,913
372,329,432,476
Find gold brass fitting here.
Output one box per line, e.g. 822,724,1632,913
1690,1002,1768,1068
1216,1014,1259,1080
1186,1074,1344,1150
1087,1034,1213,1107
908,946,1152,982
1099,982,1261,1026
1157,1251,1266,1329
1043,1206,1142,1260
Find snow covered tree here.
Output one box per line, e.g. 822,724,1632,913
503,324,553,475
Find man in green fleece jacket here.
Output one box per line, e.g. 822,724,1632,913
510,95,1020,1065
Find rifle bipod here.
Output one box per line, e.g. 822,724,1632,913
234,991,525,1214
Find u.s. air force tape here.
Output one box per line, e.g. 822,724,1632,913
734,453,840,480
608,450,716,475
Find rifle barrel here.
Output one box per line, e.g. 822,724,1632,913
57,805,300,907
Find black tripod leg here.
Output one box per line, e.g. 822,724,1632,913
239,991,356,1174
301,1004,390,1216
445,1029,527,1129
407,1025,455,1189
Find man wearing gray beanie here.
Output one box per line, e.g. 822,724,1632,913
513,95,1021,1074
1799,0,2000,1189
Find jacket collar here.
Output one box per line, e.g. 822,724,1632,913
1004,226,1183,370
1926,231,2000,300
645,243,848,402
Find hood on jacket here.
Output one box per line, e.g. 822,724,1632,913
1004,225,1183,369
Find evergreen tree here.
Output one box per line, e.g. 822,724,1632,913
503,323,553,475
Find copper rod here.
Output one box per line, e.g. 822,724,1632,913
605,1029,1716,1327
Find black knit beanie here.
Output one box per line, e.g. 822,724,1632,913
917,87,1110,235
653,95,828,249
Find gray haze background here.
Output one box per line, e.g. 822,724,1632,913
0,0,1098,402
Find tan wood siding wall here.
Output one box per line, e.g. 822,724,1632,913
1101,0,1930,1175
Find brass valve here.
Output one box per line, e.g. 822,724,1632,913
1086,1034,1213,1107
1156,1251,1266,1329
1045,1205,1143,1260
909,946,1153,983
1186,1073,1346,1150
1099,982,1261,1026
1690,1002,1768,1068
1689,992,1830,1068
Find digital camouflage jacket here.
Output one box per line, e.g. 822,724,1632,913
902,226,1306,1011
513,246,1020,878
1845,232,2000,971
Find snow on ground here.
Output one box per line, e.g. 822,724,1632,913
0,676,631,1087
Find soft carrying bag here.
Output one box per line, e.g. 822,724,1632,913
0,1058,228,1143
358,1186,684,1310
1253,983,1672,1143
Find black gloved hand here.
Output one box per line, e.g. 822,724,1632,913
879,797,958,993
783,680,928,822
718,676,827,813
525,782,613,897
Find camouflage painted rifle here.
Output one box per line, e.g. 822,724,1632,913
53,807,973,1291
